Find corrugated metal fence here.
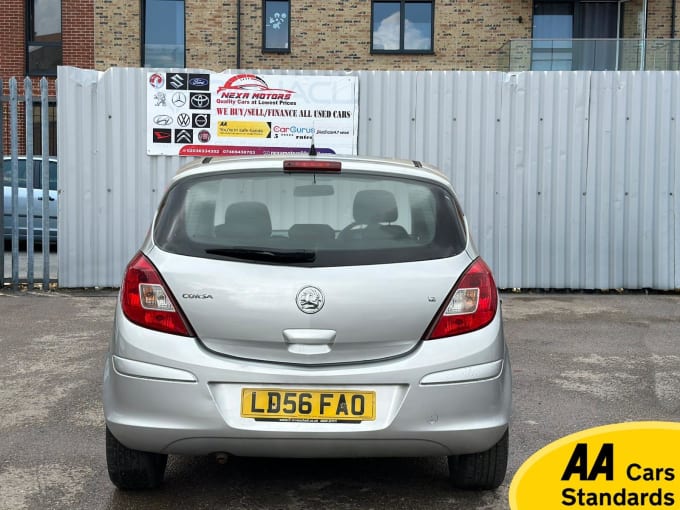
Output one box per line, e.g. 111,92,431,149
1,77,56,290
57,67,680,290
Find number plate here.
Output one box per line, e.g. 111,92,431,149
241,388,376,423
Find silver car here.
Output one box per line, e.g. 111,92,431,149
103,155,511,490
2,156,58,245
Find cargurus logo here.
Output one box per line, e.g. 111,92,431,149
291,126,314,134
273,125,315,134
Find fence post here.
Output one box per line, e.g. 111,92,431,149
9,78,19,290
41,77,50,289
25,78,34,290
0,77,4,288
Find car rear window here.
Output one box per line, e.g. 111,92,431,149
154,170,467,266
2,159,57,190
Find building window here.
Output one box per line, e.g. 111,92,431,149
143,0,185,68
32,102,58,156
532,0,622,71
263,0,290,52
26,0,62,76
371,0,433,53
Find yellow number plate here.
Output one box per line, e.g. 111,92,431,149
241,388,376,423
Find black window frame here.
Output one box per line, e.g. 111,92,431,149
25,0,63,77
262,0,291,53
141,0,187,68
371,0,435,55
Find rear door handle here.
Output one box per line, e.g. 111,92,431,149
38,197,55,201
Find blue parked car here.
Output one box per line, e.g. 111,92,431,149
2,156,58,245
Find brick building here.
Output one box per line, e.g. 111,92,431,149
1,0,94,155
95,0,679,72
2,0,679,155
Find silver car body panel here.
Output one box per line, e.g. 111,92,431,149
104,305,510,457
150,247,474,365
2,157,58,243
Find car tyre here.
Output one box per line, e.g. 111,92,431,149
447,429,508,490
106,426,168,490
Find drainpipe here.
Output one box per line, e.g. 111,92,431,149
236,0,242,69
672,0,676,38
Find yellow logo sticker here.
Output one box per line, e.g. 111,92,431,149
510,422,680,509
217,120,271,138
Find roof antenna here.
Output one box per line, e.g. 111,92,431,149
308,121,317,156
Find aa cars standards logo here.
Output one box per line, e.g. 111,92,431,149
510,422,680,509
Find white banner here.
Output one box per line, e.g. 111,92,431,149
146,72,358,157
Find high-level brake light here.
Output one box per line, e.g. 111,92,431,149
283,160,342,172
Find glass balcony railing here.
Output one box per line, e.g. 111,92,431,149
499,39,680,71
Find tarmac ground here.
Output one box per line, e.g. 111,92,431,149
1,290,679,509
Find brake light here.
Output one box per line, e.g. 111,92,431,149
426,258,498,339
283,160,341,171
120,252,193,337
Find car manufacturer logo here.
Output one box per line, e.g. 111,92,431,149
175,129,193,143
188,74,210,90
172,92,187,108
192,113,210,128
153,114,173,126
296,286,325,314
177,113,191,127
167,73,187,90
149,73,164,89
198,130,211,143
153,92,167,107
152,128,172,143
190,93,211,109
189,77,208,87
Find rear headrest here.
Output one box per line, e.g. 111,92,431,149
288,223,335,241
353,190,398,224
218,201,272,239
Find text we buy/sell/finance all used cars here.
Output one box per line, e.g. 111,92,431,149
103,154,511,491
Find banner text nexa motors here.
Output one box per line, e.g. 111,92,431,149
147,72,358,157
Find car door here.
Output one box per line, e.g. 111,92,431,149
31,160,58,241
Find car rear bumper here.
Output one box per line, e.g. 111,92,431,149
104,308,511,458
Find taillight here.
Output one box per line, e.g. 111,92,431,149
426,258,498,339
120,252,193,337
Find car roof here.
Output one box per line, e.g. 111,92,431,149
172,154,452,188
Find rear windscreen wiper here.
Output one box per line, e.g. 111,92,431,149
205,247,316,263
